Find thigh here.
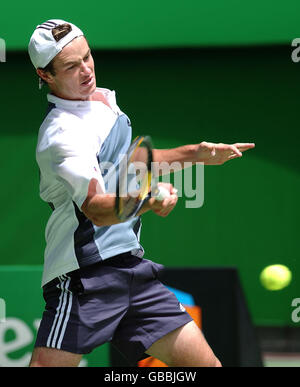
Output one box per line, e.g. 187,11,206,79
112,260,193,365
145,320,221,367
29,347,82,367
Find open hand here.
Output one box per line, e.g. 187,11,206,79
197,142,255,165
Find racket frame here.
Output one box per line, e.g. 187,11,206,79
115,135,154,221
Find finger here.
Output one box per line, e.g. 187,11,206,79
230,145,242,157
234,143,255,151
228,153,242,160
234,143,255,147
154,206,172,217
169,194,178,205
237,146,255,152
159,206,175,217
159,196,177,215
162,196,177,207
171,188,178,195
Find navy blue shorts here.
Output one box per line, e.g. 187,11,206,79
35,254,193,364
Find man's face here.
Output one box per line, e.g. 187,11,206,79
43,36,96,101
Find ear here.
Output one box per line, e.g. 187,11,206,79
36,68,54,85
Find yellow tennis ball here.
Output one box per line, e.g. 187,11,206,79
260,264,292,291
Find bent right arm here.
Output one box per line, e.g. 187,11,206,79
81,179,178,226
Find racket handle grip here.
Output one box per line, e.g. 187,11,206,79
154,186,177,201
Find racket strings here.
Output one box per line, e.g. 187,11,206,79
116,136,153,220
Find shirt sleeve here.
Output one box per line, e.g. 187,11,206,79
49,123,105,210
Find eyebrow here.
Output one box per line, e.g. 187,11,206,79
63,49,91,68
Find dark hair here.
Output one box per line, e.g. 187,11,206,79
38,23,72,82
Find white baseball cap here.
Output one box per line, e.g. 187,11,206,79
28,19,84,69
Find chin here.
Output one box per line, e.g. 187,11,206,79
81,82,97,100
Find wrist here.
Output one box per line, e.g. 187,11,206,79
195,142,211,163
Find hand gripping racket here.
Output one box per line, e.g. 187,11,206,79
115,135,171,221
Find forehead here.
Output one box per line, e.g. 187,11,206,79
54,36,89,66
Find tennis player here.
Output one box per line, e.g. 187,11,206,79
28,20,254,367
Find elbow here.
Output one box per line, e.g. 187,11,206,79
81,205,119,227
82,210,113,227
81,192,118,226
93,216,121,227
89,215,105,227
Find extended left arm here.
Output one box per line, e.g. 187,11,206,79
153,141,255,167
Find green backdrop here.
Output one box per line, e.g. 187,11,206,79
0,46,299,329
1,2,300,364
0,267,109,366
1,0,300,49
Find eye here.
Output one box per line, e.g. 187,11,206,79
84,52,90,61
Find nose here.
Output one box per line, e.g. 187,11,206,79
80,61,92,75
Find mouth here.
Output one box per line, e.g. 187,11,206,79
81,76,94,87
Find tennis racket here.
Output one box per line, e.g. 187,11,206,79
115,135,171,221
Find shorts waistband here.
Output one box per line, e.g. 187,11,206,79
100,252,142,268
43,252,142,290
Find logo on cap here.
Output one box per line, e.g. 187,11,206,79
36,21,59,31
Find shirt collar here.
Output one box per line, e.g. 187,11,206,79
47,93,98,110
47,88,116,111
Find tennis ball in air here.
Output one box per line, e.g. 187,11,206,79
260,264,292,291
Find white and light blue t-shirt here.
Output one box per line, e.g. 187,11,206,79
36,88,143,286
